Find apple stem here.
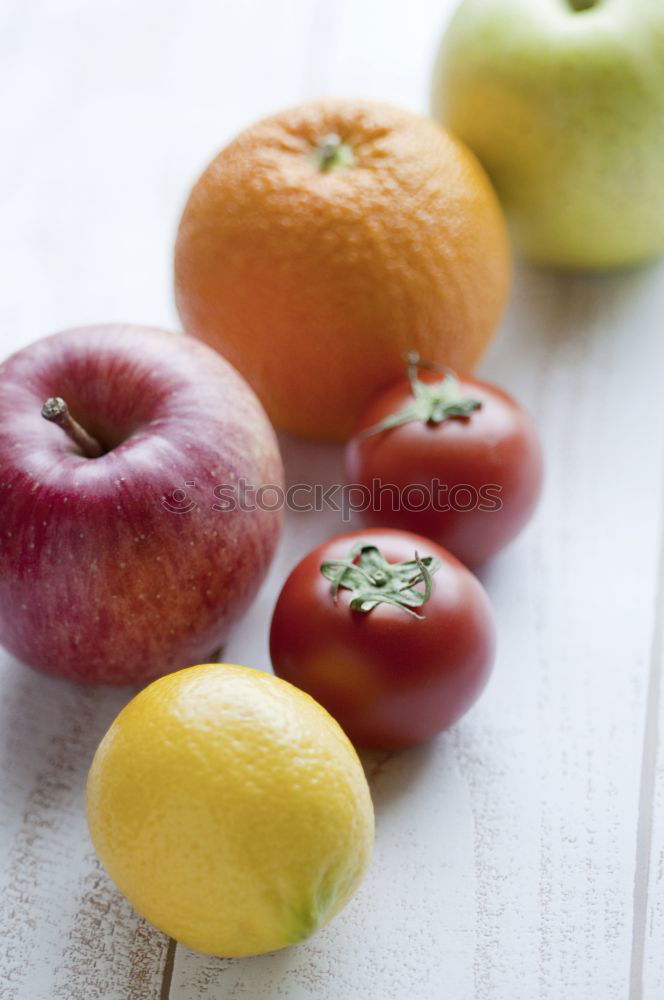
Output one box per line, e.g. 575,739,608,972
41,397,105,458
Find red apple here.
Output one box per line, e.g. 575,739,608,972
0,325,283,684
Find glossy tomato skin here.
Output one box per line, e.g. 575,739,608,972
269,529,495,750
345,375,543,567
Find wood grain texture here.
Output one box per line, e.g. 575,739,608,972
638,532,664,1000
0,662,170,1000
1,0,664,998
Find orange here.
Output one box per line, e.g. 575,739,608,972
174,99,511,441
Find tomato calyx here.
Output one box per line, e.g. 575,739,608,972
320,542,441,618
358,353,482,439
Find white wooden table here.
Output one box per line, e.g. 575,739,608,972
1,1,664,997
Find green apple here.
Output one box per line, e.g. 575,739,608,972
431,0,664,271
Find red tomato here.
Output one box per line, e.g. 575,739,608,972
269,529,495,750
345,359,543,566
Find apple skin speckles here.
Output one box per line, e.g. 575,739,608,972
0,324,284,685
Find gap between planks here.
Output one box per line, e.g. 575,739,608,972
160,938,177,1000
629,447,664,1000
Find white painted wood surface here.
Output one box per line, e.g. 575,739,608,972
1,1,663,997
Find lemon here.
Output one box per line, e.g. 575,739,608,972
86,664,374,958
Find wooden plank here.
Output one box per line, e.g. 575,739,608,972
308,0,454,111
470,265,664,999
0,660,170,1000
637,539,664,1000
0,0,327,348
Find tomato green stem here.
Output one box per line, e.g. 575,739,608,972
321,542,440,618
357,353,482,440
